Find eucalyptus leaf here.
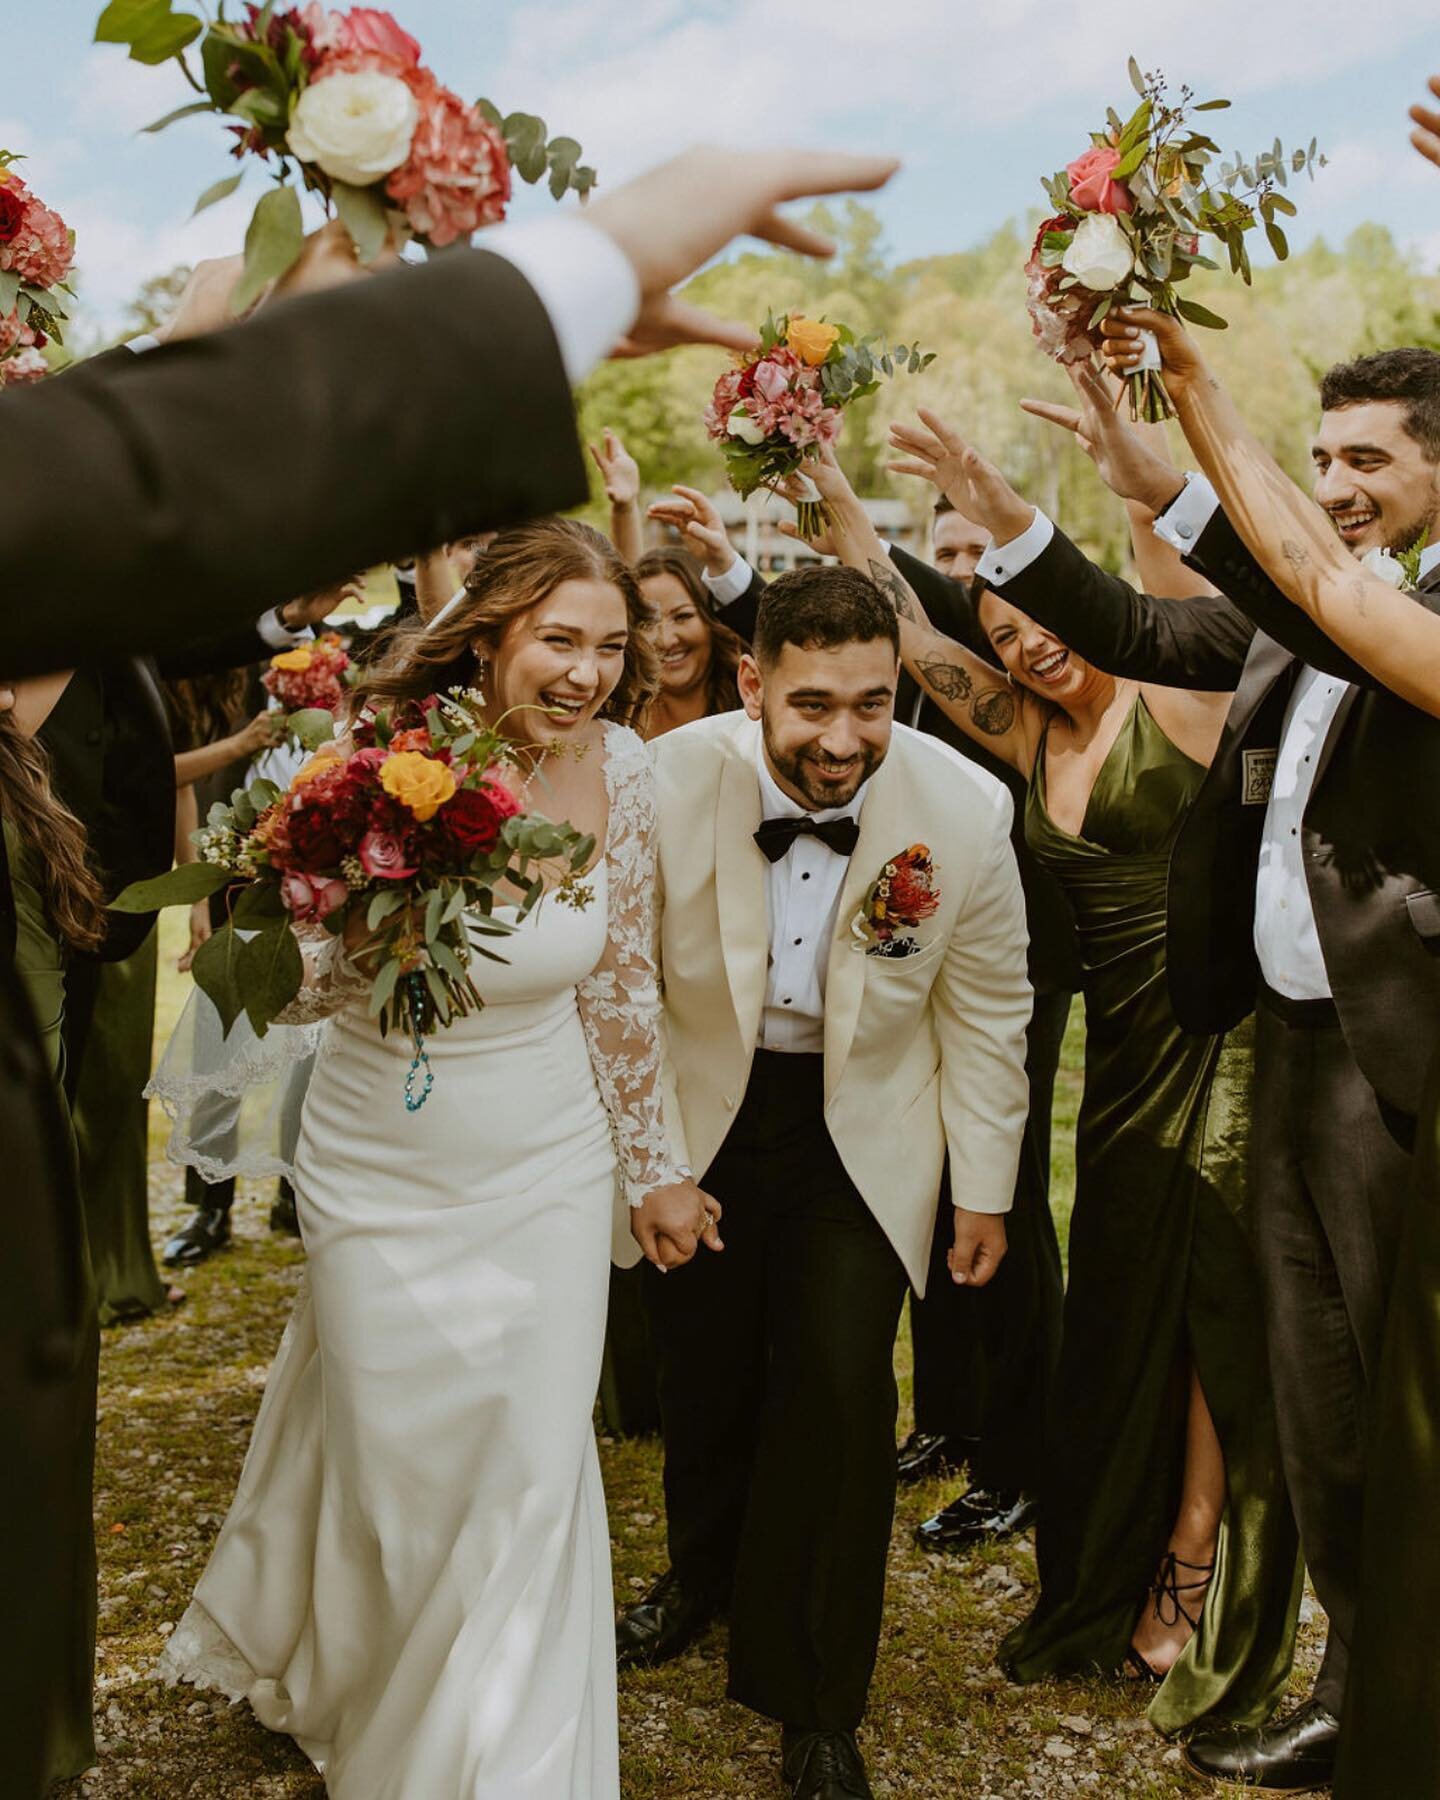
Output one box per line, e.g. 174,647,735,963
230,184,303,316
368,953,401,1016
1127,55,1146,98
331,180,390,265
1175,296,1229,330
368,888,405,930
192,170,244,215
286,707,338,751
144,99,215,134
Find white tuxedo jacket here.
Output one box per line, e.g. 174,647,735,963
637,712,1033,1295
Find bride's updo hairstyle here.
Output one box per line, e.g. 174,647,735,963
353,517,659,728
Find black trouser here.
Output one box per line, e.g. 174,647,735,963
908,988,1069,1492
1252,989,1413,1715
646,1051,909,1732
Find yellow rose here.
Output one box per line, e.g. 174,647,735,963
271,647,314,673
289,752,341,790
380,750,457,821
786,316,840,367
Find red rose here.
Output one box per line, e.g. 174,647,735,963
1065,146,1134,216
284,798,348,870
0,186,24,244
441,783,505,854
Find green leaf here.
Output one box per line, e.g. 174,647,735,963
231,185,303,315
1112,137,1150,181
284,707,337,750
1176,296,1229,330
237,921,304,1035
94,0,203,63
231,880,286,924
110,860,233,912
368,955,402,1017
424,886,445,944
331,180,390,265
143,99,215,134
432,939,468,982
1127,55,1146,98
368,888,406,930
475,96,503,128
1194,98,1231,111
0,269,19,317
1270,191,1297,215
247,777,281,811
191,922,247,1033
1265,220,1290,260
193,170,244,216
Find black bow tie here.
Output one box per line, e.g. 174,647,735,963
753,814,861,863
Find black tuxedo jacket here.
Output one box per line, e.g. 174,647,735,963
1001,508,1440,1116
724,552,1081,995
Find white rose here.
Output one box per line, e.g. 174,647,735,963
1361,546,1408,588
727,407,766,446
1061,213,1134,293
287,71,418,188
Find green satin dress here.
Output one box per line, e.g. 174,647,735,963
1334,1051,1440,1796
998,698,1301,1735
4,819,99,1782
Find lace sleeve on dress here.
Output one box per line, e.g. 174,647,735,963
272,922,371,1025
576,724,690,1207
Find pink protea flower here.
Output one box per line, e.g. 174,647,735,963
0,190,74,290
386,74,511,246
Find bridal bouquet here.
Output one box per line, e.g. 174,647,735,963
0,150,75,385
94,2,598,312
705,312,934,537
263,631,353,748
1027,60,1324,419
113,687,596,1110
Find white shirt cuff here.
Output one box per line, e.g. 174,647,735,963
1151,472,1219,555
975,509,1050,586
703,553,753,607
482,216,641,387
126,333,162,354
257,608,315,650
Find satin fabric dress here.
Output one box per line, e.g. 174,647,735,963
1334,1051,1440,1796
4,818,99,1784
998,698,1301,1735
160,724,679,1799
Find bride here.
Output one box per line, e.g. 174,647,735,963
159,518,719,1798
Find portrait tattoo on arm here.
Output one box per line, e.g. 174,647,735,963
1280,539,1312,572
971,686,1018,736
916,654,973,703
867,556,918,623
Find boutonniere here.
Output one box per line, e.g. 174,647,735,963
851,843,940,958
1362,540,1427,592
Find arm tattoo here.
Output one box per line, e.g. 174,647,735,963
867,556,918,623
916,654,973,703
972,686,1018,736
1280,538,1312,572
1347,574,1370,618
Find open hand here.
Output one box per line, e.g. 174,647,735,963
646,484,736,577
630,1179,724,1271
1411,74,1440,168
948,1208,1007,1288
1020,362,1186,513
888,408,1034,543
589,429,641,507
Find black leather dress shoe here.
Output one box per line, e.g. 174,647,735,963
914,1485,1037,1551
615,1569,724,1671
269,1179,301,1237
162,1204,232,1268
781,1728,874,1799
1184,1698,1340,1792
896,1430,974,1485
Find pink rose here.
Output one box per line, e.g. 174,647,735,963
358,827,418,880
752,356,794,405
386,75,511,246
280,870,349,920
1066,146,1134,216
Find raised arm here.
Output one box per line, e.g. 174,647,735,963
589,429,644,565
801,447,1040,772
1102,306,1440,713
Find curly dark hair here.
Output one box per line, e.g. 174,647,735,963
634,546,746,720
352,518,659,730
1319,349,1440,460
752,564,899,667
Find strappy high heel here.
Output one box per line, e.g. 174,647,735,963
1124,1550,1216,1682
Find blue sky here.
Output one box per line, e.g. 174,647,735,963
7,0,1440,333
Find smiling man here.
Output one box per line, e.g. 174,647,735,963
619,565,1032,1800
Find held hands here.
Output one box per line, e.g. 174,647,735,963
588,429,641,508
888,408,1035,545
948,1208,1007,1288
646,485,737,578
1019,362,1186,514
630,1178,724,1272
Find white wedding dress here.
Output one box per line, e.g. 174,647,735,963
160,724,680,1798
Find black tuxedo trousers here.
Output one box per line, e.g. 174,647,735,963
646,1050,908,1731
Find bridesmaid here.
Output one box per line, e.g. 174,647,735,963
1,675,107,1785
810,440,1300,1735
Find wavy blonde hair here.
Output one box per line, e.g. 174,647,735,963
352,518,659,729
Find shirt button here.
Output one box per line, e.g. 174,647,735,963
801,872,810,882
1177,523,1195,541
794,937,802,946
782,998,792,1006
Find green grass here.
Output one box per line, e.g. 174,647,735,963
59,925,1322,1797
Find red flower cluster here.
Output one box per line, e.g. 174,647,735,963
705,346,841,452
262,632,352,715
1024,214,1096,366
0,172,73,292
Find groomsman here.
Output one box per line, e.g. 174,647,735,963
947,347,1440,1792
620,567,1032,1799
687,488,1076,1532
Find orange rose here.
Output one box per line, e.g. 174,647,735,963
270,647,314,673
786,316,840,367
380,749,457,820
289,752,342,790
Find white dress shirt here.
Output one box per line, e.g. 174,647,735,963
755,737,869,1053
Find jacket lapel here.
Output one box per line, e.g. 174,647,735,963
713,721,769,1053
823,749,904,1097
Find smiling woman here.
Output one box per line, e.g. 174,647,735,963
636,547,746,740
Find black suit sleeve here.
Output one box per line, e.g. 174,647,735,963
712,565,766,644
153,624,273,679
0,247,588,674
996,521,1254,691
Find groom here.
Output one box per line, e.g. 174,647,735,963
622,566,1032,1799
